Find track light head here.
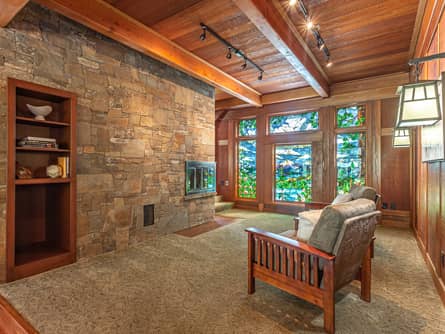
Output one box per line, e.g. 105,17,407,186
200,30,206,41
306,20,314,30
289,0,297,6
258,71,264,80
326,58,333,67
241,60,247,70
226,48,232,59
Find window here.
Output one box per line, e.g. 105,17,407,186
275,144,312,202
337,105,365,128
238,140,256,198
238,119,256,199
239,119,257,137
270,112,319,134
336,133,366,194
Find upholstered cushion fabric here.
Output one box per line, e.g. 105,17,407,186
331,193,353,204
350,185,377,202
298,209,322,226
308,199,376,254
280,218,315,242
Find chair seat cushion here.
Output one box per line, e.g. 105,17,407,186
308,198,376,254
298,209,322,225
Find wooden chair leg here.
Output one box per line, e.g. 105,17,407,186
370,238,375,259
360,243,372,302
323,261,335,334
248,232,255,294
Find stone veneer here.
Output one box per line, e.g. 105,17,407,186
0,3,215,281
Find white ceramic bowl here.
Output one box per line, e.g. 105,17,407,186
26,104,53,121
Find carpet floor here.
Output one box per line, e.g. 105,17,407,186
0,210,444,333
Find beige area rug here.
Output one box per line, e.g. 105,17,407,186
0,210,444,333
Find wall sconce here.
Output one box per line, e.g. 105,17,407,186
396,81,441,127
395,52,445,127
393,128,411,148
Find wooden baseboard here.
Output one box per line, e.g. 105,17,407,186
414,231,445,306
380,209,410,228
0,294,37,333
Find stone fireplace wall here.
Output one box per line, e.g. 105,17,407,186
0,3,215,281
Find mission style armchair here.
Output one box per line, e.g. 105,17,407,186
246,198,380,334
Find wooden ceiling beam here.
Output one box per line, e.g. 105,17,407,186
234,0,329,97
0,0,28,27
223,72,409,117
215,86,318,110
34,0,262,106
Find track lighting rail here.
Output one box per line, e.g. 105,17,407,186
200,23,265,80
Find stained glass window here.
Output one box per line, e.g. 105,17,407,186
337,105,365,128
275,144,312,202
239,119,257,137
336,133,366,194
270,112,319,133
238,140,257,198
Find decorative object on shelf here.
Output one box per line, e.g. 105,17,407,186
17,136,58,149
199,23,265,80
26,104,53,121
15,162,32,179
57,157,70,178
46,164,62,178
393,128,410,148
288,0,332,67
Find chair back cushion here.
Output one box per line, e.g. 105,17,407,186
350,185,377,202
307,199,376,254
333,211,380,289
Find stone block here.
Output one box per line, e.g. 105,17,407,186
77,174,113,193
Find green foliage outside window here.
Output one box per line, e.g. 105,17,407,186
275,144,312,202
336,133,366,194
270,112,319,133
337,105,365,128
239,119,257,137
238,140,256,198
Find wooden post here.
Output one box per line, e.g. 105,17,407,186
323,260,335,334
247,232,255,294
360,242,372,302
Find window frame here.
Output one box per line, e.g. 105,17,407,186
272,142,314,204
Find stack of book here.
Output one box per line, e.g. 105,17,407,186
17,136,59,149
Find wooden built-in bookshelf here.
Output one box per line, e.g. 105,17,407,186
7,78,77,281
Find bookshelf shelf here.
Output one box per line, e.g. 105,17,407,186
7,78,77,282
16,147,70,153
16,116,70,127
15,178,71,185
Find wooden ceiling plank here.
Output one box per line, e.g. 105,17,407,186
234,0,329,97
0,0,28,27
34,0,263,106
